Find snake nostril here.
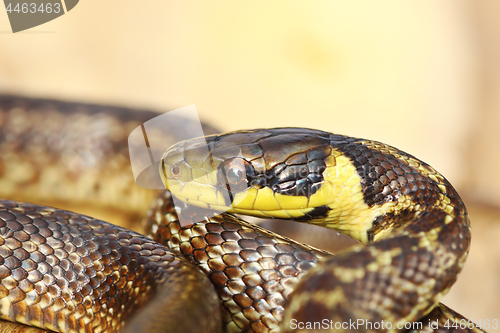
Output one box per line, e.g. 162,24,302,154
171,164,181,178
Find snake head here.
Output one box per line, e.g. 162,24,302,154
160,128,344,221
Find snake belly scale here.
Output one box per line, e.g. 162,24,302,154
0,96,483,333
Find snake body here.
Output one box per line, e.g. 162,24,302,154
0,95,483,333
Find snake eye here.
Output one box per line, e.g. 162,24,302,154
226,165,244,185
218,158,254,193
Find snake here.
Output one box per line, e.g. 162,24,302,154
0,95,484,333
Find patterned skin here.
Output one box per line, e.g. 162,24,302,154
0,97,484,333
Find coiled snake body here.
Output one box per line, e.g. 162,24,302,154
0,96,483,333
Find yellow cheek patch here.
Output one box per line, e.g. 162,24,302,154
311,153,422,244
311,153,380,243
230,187,258,210
181,181,218,206
307,181,335,207
271,192,309,210
252,187,282,211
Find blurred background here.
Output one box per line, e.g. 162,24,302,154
1,1,499,328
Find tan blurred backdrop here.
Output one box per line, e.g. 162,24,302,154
1,0,499,328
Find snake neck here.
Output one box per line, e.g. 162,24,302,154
294,136,470,246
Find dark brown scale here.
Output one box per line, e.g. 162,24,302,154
0,200,222,333
144,191,330,333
